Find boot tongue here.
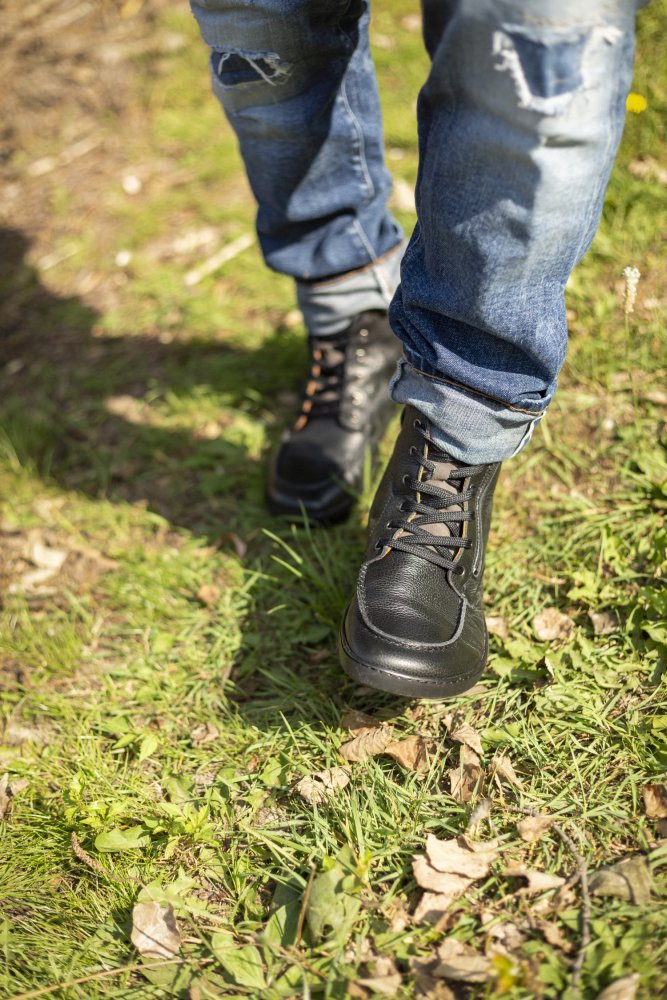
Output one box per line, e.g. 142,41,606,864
419,456,463,542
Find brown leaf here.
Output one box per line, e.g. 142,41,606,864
596,974,640,1000
0,774,11,820
413,892,462,925
481,914,525,952
341,709,379,734
536,918,573,954
490,752,523,789
517,814,553,843
448,746,484,803
196,583,221,607
357,956,402,997
589,856,651,905
589,610,619,636
433,938,493,983
466,797,493,834
131,901,180,959
220,532,247,560
294,766,350,806
450,723,483,756
425,834,497,879
628,156,667,184
385,898,410,933
412,856,474,899
643,783,667,819
504,862,566,895
340,725,394,762
385,735,428,772
533,608,575,642
29,540,67,571
190,722,219,746
485,615,509,639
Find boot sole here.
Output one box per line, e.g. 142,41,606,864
265,486,356,525
338,616,487,700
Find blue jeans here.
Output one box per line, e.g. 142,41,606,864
190,0,638,463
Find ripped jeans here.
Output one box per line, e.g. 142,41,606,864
190,0,639,464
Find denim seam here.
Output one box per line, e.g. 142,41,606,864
299,240,404,289
408,364,547,416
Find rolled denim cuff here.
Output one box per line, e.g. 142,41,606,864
389,358,547,465
296,241,405,337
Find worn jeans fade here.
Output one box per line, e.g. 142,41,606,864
190,0,640,463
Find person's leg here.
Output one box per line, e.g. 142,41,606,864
340,0,639,697
190,0,405,520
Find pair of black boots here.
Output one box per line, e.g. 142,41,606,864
267,313,501,699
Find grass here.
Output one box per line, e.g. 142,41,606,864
0,1,666,997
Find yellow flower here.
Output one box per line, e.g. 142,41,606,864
626,92,647,114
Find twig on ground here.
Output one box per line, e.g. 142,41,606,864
70,831,106,875
9,956,200,1000
550,822,591,991
513,805,591,993
184,233,254,286
70,831,143,884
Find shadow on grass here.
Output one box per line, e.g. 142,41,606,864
0,226,308,538
0,226,385,711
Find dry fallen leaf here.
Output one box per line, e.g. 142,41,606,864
131,901,180,959
196,584,221,607
643,783,667,819
391,177,416,213
448,746,484,803
219,532,247,560
504,862,566,895
481,915,525,952
340,725,394,762
589,610,619,636
425,834,497,879
485,615,509,639
29,540,67,571
341,709,379,734
450,723,483,756
413,855,474,899
294,766,350,806
466,797,493,835
589,856,651,905
190,722,219,746
536,918,573,953
533,608,575,642
517,814,553,843
357,955,402,997
385,735,428,772
410,956,456,998
490,752,523,789
595,974,640,1000
413,891,462,925
0,774,11,820
433,937,493,983
628,156,667,184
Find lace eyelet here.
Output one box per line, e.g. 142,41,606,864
455,565,465,577
402,474,410,486
413,418,424,431
374,540,384,551
409,445,417,456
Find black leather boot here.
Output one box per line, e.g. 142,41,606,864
339,405,501,698
267,311,402,523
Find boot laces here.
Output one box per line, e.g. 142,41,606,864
381,419,484,572
294,333,347,430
